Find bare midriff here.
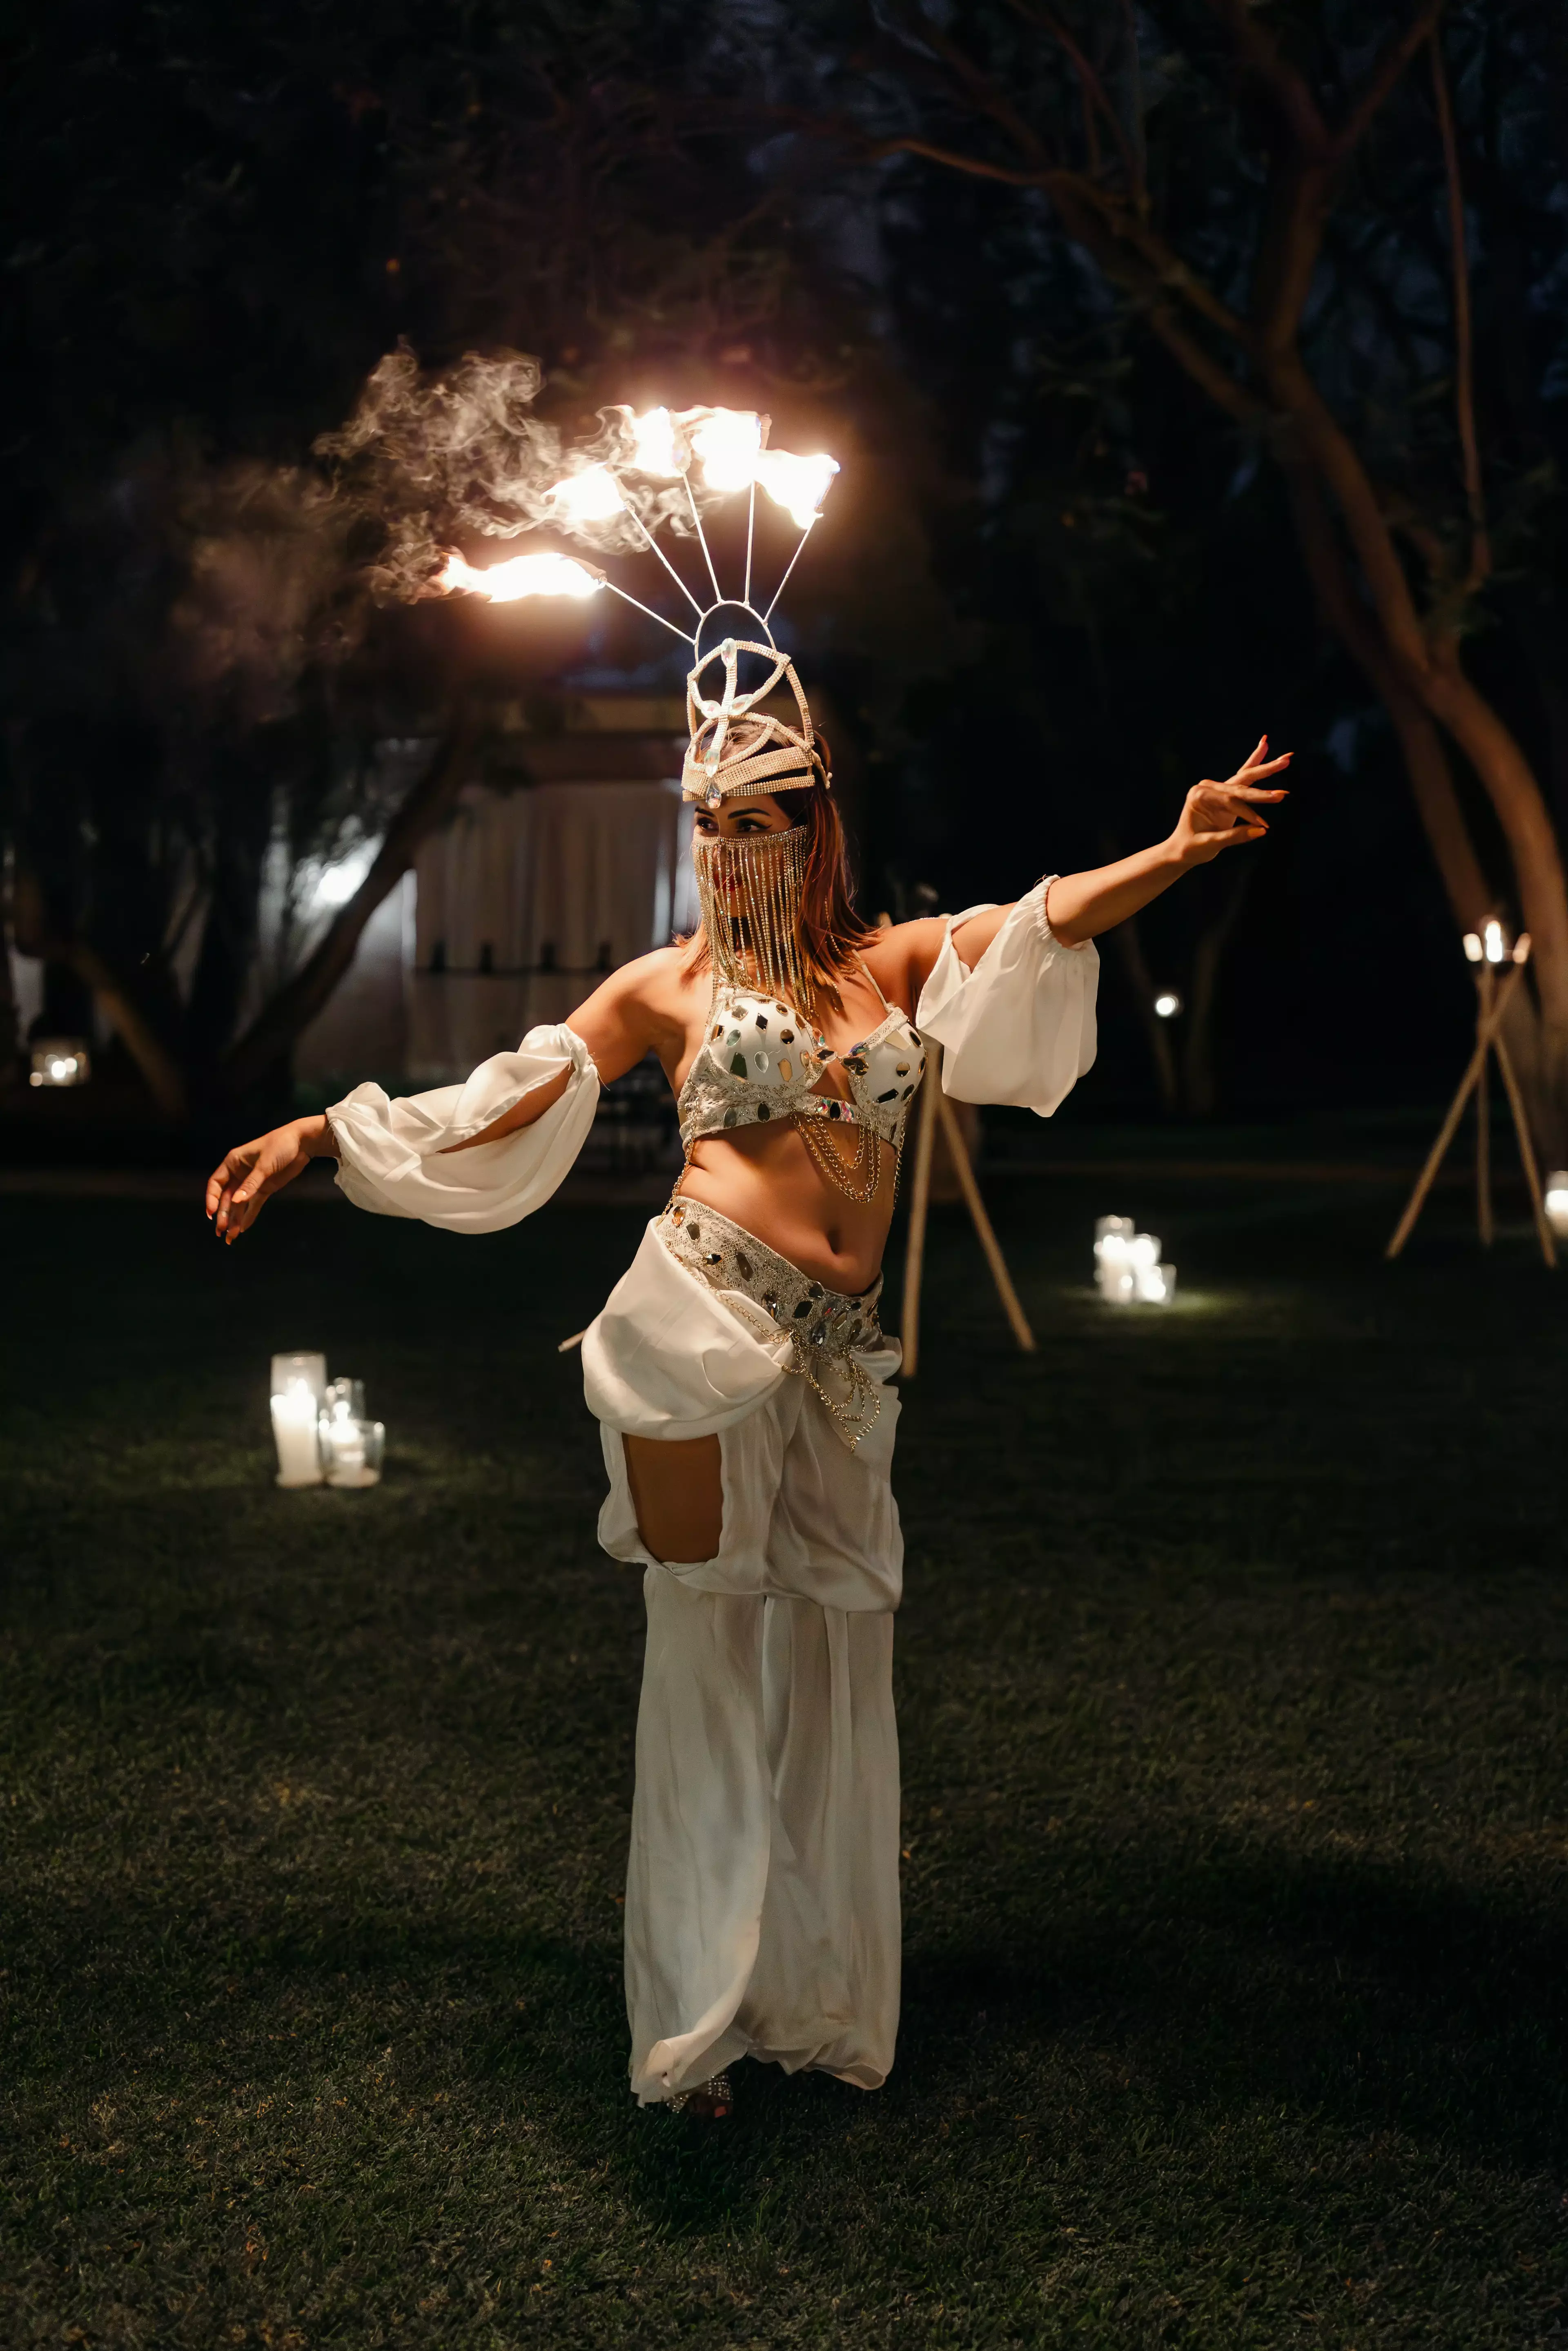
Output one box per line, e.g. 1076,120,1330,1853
664,950,918,1292
675,1122,899,1295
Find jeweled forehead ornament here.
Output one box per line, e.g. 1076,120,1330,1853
681,636,830,810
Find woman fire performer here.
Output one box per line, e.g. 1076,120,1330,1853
206,648,1287,2120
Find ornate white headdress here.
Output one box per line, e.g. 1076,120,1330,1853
682,632,829,809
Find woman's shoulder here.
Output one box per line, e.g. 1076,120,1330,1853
602,940,698,1001
857,917,953,1012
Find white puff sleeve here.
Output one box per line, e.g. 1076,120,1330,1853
325,1024,600,1234
915,876,1098,1114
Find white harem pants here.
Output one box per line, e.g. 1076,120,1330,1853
581,1219,903,2104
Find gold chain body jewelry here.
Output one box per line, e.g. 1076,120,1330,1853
792,1107,884,1204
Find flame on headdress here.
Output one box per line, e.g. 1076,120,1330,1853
317,354,841,803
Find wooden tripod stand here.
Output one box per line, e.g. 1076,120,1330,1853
899,1041,1037,1375
1386,952,1557,1267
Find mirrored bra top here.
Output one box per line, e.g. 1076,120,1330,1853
677,963,926,1156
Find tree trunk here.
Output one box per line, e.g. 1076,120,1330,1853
1267,390,1568,1157
0,894,19,1084
1108,908,1178,1112
221,707,479,1098
1183,864,1254,1119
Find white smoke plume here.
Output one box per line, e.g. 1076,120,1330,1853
314,341,765,600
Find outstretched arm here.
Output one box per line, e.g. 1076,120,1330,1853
875,737,1290,1005
1038,735,1290,946
205,954,670,1241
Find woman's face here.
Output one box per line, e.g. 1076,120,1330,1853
693,795,795,840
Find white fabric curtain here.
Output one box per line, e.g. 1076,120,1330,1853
409,779,695,1082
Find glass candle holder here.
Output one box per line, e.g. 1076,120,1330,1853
271,1391,323,1483
1093,1220,1175,1306
319,1378,385,1488
270,1353,327,1487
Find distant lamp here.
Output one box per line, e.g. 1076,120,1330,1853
1463,923,1530,968
1153,991,1182,1020
1094,1215,1176,1307
29,1037,91,1088
1388,926,1554,1263
1546,1173,1568,1241
270,1352,327,1486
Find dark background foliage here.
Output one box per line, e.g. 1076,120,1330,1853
3,0,1566,1125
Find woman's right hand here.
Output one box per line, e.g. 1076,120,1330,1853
206,1115,334,1243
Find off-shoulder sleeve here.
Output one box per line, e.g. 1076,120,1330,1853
325,1024,600,1233
915,876,1098,1114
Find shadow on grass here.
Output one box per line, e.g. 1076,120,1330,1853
10,1829,1565,2238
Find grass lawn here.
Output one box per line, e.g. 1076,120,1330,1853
2,1168,1566,2349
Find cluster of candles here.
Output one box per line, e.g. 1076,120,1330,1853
270,1353,385,1489
29,1037,91,1087
1094,1217,1176,1307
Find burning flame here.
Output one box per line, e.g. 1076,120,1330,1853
688,409,764,495
435,550,603,601
545,465,626,524
754,449,840,531
626,408,684,477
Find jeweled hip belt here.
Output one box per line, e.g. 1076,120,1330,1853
658,1199,886,1448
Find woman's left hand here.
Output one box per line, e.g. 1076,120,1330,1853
1169,736,1291,866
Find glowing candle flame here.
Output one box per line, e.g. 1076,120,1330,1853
545,464,626,524
754,448,840,531
436,550,603,601
627,407,684,477
688,408,763,494
1483,918,1506,964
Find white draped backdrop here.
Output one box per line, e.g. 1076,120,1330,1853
407,778,696,1083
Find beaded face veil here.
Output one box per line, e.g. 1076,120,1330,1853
691,822,810,1008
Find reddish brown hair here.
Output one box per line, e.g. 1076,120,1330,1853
682,783,877,1011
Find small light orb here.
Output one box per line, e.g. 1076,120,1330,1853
1546,1173,1568,1241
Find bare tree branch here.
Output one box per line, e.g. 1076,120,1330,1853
1336,0,1448,160
1003,0,1143,192
1203,0,1333,162
861,132,1054,187
888,5,1053,169
1146,305,1266,425
1429,28,1491,587
1276,448,1489,929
